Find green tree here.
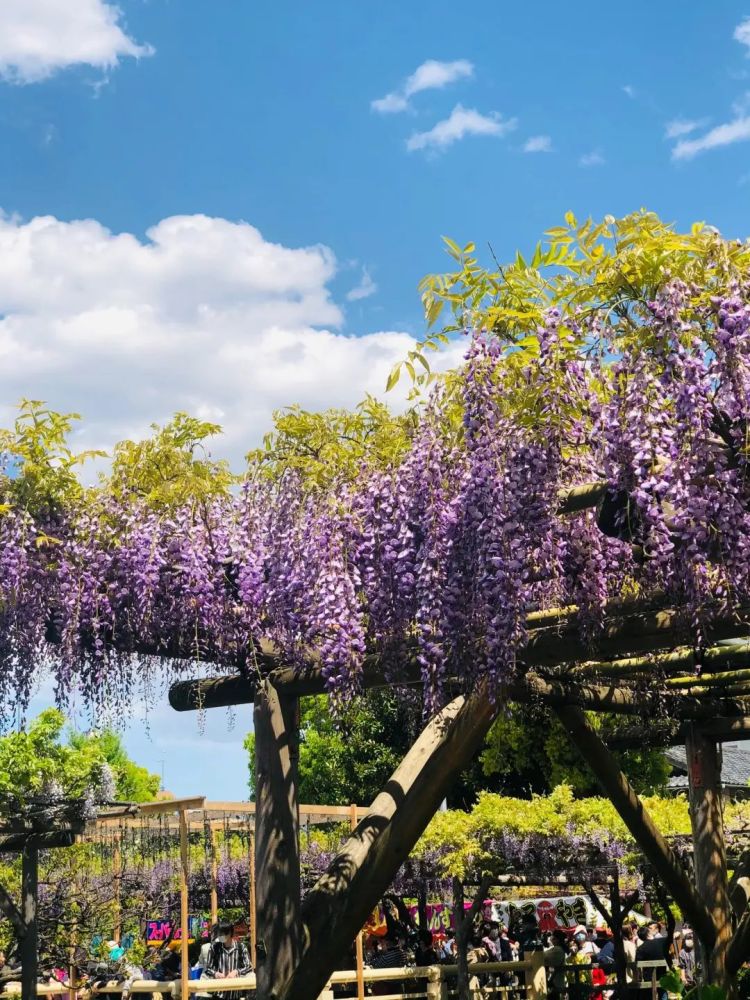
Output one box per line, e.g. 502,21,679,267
0,709,159,803
245,691,419,805
246,396,416,489
481,704,671,797
107,411,237,509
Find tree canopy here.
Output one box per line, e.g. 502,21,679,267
0,708,160,805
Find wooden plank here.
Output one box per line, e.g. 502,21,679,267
139,796,206,814
278,685,501,1000
179,810,190,1000
20,842,38,1000
685,727,732,987
553,704,716,948
254,681,300,1000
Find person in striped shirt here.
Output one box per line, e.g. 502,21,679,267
204,921,252,996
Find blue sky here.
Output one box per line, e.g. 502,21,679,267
5,0,750,798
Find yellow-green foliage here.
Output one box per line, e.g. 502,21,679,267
415,784,750,878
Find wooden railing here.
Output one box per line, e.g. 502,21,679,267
0,956,678,1000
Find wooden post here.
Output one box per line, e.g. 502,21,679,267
249,829,257,966
525,948,547,1000
209,824,219,926
350,804,365,1000
685,726,732,988
20,840,38,1000
554,704,716,948
254,680,301,1000
113,834,122,945
278,688,500,1000
179,809,190,1000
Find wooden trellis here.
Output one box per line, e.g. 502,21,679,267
164,479,750,1000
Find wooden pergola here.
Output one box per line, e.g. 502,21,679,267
1,797,369,1000
163,479,750,1000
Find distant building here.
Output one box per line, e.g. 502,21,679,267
664,743,750,800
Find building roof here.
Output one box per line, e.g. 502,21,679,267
664,743,750,792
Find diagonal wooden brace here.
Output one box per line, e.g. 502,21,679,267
277,686,502,1000
728,848,750,919
553,704,716,949
728,909,750,976
0,882,24,936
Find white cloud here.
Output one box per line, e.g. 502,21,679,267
0,213,459,464
664,118,706,139
622,84,636,98
523,134,552,153
0,0,152,83
672,115,750,160
579,149,605,167
372,59,473,113
407,104,517,152
735,16,750,52
346,267,377,302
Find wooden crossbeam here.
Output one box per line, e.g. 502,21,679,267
0,830,77,852
170,666,748,724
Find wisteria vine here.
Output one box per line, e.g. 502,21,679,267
4,279,750,723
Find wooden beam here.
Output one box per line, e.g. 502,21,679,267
0,882,24,936
571,640,750,680
553,704,716,948
170,665,742,720
0,831,77,852
278,685,501,1000
728,909,750,976
728,848,750,919
685,727,732,987
254,681,301,1000
139,796,206,814
20,842,38,1000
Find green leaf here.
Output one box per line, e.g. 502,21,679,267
385,365,401,392
659,971,684,996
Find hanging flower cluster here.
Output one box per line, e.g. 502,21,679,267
4,282,750,723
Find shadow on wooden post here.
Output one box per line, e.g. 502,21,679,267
685,726,733,990
254,680,301,1000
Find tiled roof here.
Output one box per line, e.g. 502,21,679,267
665,743,750,789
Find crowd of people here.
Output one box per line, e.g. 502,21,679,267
358,901,700,1000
